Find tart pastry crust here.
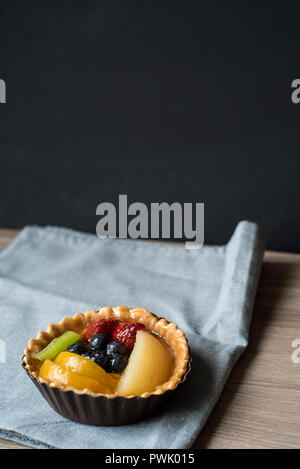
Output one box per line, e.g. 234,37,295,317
23,306,191,399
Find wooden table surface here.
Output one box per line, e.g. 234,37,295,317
0,228,300,449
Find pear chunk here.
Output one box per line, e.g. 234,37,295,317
117,330,173,397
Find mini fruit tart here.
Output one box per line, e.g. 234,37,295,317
22,306,191,426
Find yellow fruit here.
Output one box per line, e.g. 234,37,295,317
54,352,117,391
39,359,109,394
110,373,121,380
117,330,173,397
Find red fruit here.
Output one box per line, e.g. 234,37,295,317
83,319,119,343
112,322,145,350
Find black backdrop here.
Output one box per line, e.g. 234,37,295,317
0,1,299,251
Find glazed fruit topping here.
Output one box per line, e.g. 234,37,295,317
39,359,110,394
34,331,81,361
110,353,128,373
76,321,146,373
54,351,119,391
81,350,94,360
117,330,173,397
67,342,87,355
106,340,126,356
67,332,130,373
89,333,109,351
112,322,145,350
91,350,109,369
36,320,147,384
83,319,119,343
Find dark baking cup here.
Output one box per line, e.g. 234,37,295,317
22,357,191,426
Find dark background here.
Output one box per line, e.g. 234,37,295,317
0,1,299,251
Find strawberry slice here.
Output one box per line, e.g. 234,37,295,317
112,322,145,350
83,319,119,343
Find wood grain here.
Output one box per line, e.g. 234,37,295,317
195,251,300,448
0,229,299,449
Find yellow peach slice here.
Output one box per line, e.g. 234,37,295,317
110,373,122,380
54,352,118,391
39,359,109,394
117,330,173,397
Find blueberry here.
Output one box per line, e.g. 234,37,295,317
110,353,128,373
81,350,94,360
67,342,87,355
91,350,109,370
89,333,109,351
107,341,126,356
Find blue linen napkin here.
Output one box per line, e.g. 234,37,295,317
0,221,265,449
